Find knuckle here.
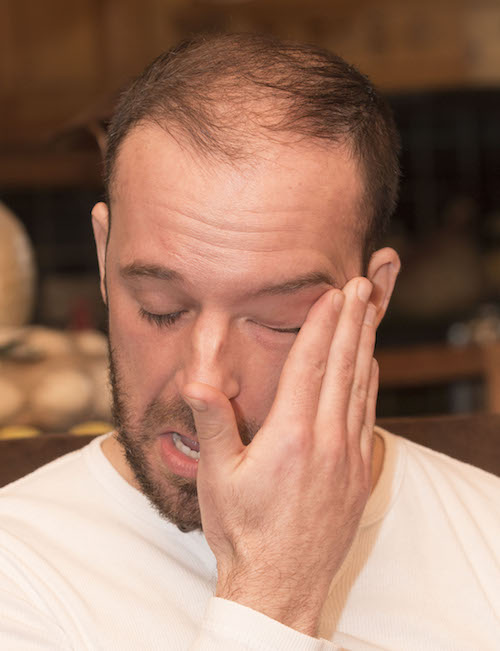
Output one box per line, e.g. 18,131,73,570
320,428,347,463
310,357,327,378
351,379,368,403
336,351,356,381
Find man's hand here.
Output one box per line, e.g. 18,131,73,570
183,278,378,638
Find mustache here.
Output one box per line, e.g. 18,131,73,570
108,341,257,447
143,395,198,439
142,393,257,446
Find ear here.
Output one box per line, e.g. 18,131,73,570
366,247,401,328
91,202,110,306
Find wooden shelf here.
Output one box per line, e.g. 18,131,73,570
377,342,500,413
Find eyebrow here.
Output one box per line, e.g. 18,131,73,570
119,263,337,297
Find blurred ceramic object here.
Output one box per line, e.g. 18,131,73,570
9,326,73,361
30,367,94,431
0,202,36,326
0,325,112,431
71,329,108,357
0,376,25,425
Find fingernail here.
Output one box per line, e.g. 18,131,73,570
357,279,372,302
184,396,207,412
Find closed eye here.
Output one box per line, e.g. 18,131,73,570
139,308,185,328
139,308,301,335
265,325,301,335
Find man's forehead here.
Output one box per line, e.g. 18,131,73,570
113,123,363,202
111,124,365,272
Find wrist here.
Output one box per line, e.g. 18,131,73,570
215,572,324,637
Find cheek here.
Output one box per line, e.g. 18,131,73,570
237,342,290,424
108,292,178,401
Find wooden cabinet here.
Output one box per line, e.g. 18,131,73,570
2,0,500,187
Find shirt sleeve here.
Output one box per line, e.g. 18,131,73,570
190,597,341,651
0,587,70,650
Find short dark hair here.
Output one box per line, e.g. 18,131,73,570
105,32,400,268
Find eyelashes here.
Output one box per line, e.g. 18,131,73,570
138,308,185,328
138,308,300,335
269,325,301,335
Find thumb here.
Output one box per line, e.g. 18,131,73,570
182,382,243,469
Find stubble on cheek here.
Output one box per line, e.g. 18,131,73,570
106,335,260,533
108,339,204,531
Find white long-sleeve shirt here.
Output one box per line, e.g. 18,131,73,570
0,426,499,650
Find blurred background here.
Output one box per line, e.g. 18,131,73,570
1,0,500,437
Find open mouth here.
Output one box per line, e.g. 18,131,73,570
171,432,200,460
158,431,200,479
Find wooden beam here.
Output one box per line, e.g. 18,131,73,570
377,342,500,413
377,344,484,388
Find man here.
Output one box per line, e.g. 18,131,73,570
1,33,498,650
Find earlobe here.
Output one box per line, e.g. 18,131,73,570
91,202,110,306
366,247,401,327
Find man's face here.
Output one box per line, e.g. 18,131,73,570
98,124,365,532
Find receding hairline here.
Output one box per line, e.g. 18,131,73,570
107,117,367,273
103,33,400,269
108,116,365,211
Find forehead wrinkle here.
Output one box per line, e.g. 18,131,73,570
142,184,318,236
138,208,317,256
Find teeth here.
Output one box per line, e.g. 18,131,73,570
172,432,200,461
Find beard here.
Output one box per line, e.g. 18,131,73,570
107,335,260,534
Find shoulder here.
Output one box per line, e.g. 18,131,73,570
378,425,500,514
1,441,88,496
0,435,107,534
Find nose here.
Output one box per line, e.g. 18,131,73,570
174,310,240,399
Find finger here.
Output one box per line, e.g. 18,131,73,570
264,288,344,433
316,277,372,432
360,358,379,468
346,301,377,441
182,382,244,470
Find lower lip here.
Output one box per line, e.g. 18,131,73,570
159,433,199,479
